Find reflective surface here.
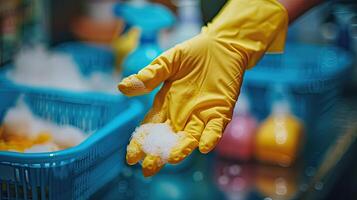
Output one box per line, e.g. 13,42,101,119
92,95,357,200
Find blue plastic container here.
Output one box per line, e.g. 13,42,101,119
243,43,352,126
114,2,175,77
0,89,143,200
0,42,118,105
0,42,143,199
55,42,115,76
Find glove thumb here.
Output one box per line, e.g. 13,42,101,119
118,47,179,96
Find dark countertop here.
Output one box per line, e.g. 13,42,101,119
91,95,357,200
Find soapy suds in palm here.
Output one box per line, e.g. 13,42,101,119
131,123,185,162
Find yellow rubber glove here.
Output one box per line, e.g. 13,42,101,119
119,0,288,177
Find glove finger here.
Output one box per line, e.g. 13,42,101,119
118,75,149,97
199,118,226,154
126,138,145,165
183,115,205,140
168,132,198,164
118,47,179,96
142,154,164,177
168,115,203,164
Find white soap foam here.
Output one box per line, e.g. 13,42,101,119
3,99,51,140
3,99,88,152
24,143,60,153
51,125,87,148
9,46,119,93
132,123,184,162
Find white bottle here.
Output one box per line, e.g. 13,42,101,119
87,0,118,22
162,0,202,49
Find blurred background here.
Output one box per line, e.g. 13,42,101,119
0,0,356,200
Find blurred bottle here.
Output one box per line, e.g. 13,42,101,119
115,0,175,77
87,0,117,22
23,0,49,45
114,0,175,108
162,0,202,49
216,94,257,161
255,86,304,167
71,0,123,45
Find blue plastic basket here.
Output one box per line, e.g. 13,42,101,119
55,42,115,76
0,64,125,130
0,43,145,199
243,43,352,127
0,89,143,200
0,42,119,111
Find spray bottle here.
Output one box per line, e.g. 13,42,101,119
114,0,175,107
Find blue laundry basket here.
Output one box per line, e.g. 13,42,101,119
0,41,121,118
0,41,117,92
0,43,144,199
55,42,115,76
243,43,352,127
0,89,143,200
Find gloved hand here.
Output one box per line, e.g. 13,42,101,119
119,0,288,177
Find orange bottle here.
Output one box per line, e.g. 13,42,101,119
255,101,304,167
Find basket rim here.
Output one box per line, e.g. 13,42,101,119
0,99,143,164
244,43,353,91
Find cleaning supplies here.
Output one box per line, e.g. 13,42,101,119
216,94,257,161
112,28,140,72
71,0,123,44
255,86,304,167
163,0,202,48
87,0,117,22
114,1,175,106
115,1,175,77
